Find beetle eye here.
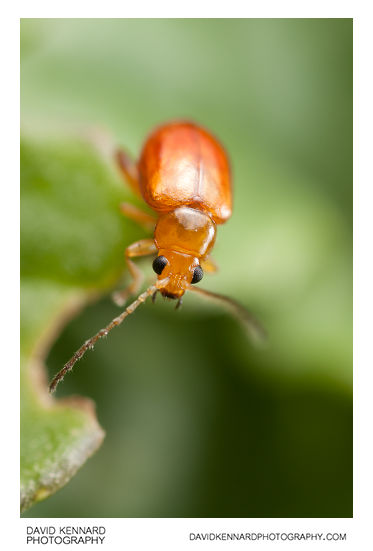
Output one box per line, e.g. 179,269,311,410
152,255,168,275
191,265,204,284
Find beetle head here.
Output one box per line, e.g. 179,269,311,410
153,249,203,299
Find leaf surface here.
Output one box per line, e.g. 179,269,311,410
20,137,145,512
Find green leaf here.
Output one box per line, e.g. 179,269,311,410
20,136,146,512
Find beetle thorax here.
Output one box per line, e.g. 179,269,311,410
154,207,216,257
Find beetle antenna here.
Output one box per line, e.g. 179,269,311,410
188,286,267,345
49,282,161,394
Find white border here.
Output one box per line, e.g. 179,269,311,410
19,518,355,549
3,3,371,549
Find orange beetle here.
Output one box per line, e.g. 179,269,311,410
115,120,231,304
49,121,264,393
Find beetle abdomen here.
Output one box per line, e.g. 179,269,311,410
138,121,232,224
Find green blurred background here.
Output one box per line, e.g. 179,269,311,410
21,18,352,517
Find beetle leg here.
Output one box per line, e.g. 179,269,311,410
119,202,157,232
116,148,142,197
112,238,157,306
201,256,219,274
116,149,157,231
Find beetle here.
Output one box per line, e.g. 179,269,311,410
49,121,265,393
